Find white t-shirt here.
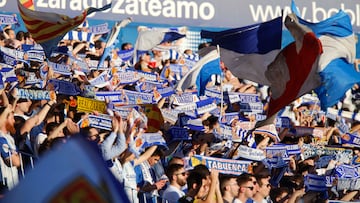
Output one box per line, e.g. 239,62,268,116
0,132,19,189
123,161,139,203
34,132,47,157
108,158,123,183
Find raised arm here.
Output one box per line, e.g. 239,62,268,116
20,99,56,135
134,145,158,166
100,113,127,161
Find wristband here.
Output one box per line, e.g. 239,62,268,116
45,103,52,108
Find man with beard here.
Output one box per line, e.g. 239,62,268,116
162,164,188,203
0,105,21,194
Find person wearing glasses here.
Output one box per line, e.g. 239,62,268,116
234,174,255,203
245,174,260,203
252,174,272,203
162,164,188,203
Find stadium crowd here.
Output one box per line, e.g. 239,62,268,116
0,11,360,203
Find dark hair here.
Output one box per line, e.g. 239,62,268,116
4,28,13,36
0,32,6,41
151,148,164,158
38,136,67,156
165,164,184,182
94,40,103,49
46,122,59,135
270,187,290,203
24,32,31,39
50,136,67,148
279,175,304,191
121,42,132,50
193,164,210,177
297,162,316,175
14,116,26,130
0,106,7,115
80,127,92,137
252,162,270,176
237,173,253,186
16,31,25,41
198,42,209,50
73,112,86,123
219,174,238,196
186,170,205,195
203,115,219,130
167,156,184,166
73,41,87,54
255,175,269,187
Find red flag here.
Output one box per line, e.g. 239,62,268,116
265,14,323,117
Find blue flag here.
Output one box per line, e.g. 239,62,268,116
292,0,360,110
176,49,221,95
200,17,282,86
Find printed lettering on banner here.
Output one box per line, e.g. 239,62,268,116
173,93,199,105
125,90,154,104
237,93,260,103
218,125,233,140
0,14,17,25
191,155,252,175
238,121,256,130
95,91,126,104
17,88,52,100
169,126,190,141
0,46,25,59
76,96,107,113
276,117,292,128
160,109,179,124
88,114,112,131
239,102,263,113
118,71,138,84
265,146,289,159
196,103,217,115
234,145,266,161
174,103,196,112
88,23,109,34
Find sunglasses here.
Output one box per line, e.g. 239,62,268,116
176,171,188,176
242,186,254,191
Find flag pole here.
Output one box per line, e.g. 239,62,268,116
218,45,224,125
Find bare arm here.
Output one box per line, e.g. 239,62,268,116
1,89,9,107
0,105,12,124
256,134,270,150
100,114,127,160
20,100,56,135
72,42,87,56
157,97,166,109
4,153,21,167
325,127,337,142
341,190,358,202
350,123,360,134
134,145,158,166
197,170,221,203
46,119,68,141
278,128,289,142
